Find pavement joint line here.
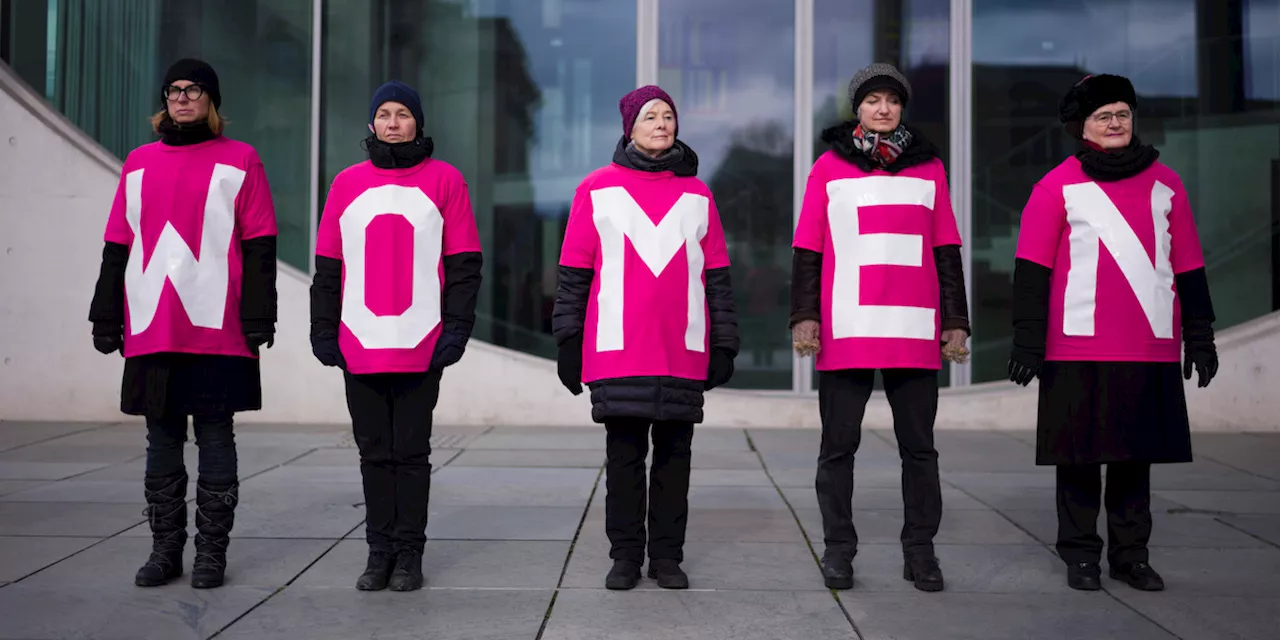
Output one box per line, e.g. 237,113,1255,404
0,421,119,454
1213,517,1280,551
746,429,865,640
535,459,605,640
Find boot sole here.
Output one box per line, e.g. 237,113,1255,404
645,567,689,589
1109,569,1164,591
823,575,853,590
135,573,181,587
191,578,224,589
903,565,944,592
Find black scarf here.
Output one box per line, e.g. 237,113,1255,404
612,135,699,177
363,134,434,169
821,121,939,174
158,119,217,146
1075,136,1159,182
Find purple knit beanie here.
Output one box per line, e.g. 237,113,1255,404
619,85,677,139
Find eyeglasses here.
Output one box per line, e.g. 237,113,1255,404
163,84,205,102
1090,110,1132,125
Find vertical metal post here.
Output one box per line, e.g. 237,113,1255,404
307,0,323,275
794,0,814,394
636,0,658,86
948,0,973,386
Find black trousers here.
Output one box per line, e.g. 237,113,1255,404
1055,463,1152,566
145,412,237,484
604,418,695,563
816,368,941,559
344,370,441,555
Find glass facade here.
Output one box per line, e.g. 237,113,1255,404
3,0,1277,394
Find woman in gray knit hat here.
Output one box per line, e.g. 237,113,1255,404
790,62,969,593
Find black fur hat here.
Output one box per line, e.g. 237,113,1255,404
1059,74,1136,139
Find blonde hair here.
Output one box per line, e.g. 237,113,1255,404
150,103,226,135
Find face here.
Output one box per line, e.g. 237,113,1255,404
631,101,676,156
857,90,903,133
1082,101,1133,149
164,80,210,124
369,101,417,143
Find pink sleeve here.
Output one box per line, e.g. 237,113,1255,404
1169,185,1205,274
442,174,482,255
103,171,132,245
1014,183,1066,269
702,193,730,269
315,178,344,260
235,159,278,240
559,184,597,269
792,159,828,252
931,161,962,247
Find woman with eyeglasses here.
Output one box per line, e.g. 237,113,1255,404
89,58,279,589
1008,73,1218,592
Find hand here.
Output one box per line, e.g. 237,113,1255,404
92,323,123,355
940,329,970,364
1183,344,1218,388
245,332,274,356
557,337,584,396
311,337,346,370
430,333,466,372
792,320,821,357
1007,353,1041,387
705,348,735,391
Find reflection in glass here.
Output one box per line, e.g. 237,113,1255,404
0,0,314,270
320,0,636,359
970,0,1280,383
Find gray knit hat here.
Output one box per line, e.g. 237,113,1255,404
848,63,912,109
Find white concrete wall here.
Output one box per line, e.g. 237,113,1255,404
2,63,1277,431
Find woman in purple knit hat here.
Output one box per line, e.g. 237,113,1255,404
552,85,740,590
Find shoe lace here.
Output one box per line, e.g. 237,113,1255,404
193,484,238,571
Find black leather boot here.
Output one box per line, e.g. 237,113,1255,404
1110,561,1164,591
820,551,854,590
1067,562,1102,591
387,550,424,592
605,559,642,590
191,479,238,589
356,549,397,591
135,472,188,587
646,558,689,589
904,555,944,592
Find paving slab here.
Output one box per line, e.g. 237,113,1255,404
0,535,100,582
0,443,142,465
688,450,768,470
466,428,605,451
416,505,587,541
780,484,988,511
1100,547,1280,597
295,539,569,589
1216,514,1280,547
0,480,48,496
428,466,598,507
846,543,1078,594
119,484,367,539
1107,595,1280,640
959,483,1190,513
244,464,364,484
0,461,115,481
0,421,108,452
214,588,553,640
0,479,173,504
563,539,824,591
688,468,773,486
1156,490,1280,515
449,448,605,468
578,505,807,544
1149,459,1280,491
0,502,144,536
795,508,1039,545
541,589,855,640
998,509,1269,548
686,485,789,510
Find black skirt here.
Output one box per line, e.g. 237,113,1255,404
1036,361,1192,466
121,353,262,418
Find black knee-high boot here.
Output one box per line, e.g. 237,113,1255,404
135,472,188,587
192,479,238,588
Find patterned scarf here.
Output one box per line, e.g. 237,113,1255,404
850,124,912,168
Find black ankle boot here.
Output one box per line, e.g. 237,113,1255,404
356,549,397,591
135,472,188,587
904,555,944,592
646,559,689,589
820,551,854,590
1067,562,1102,591
605,559,641,590
1110,561,1164,591
191,479,238,589
387,550,424,592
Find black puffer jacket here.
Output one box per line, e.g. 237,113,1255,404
552,139,740,425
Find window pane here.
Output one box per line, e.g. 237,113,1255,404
971,0,1280,383
659,0,794,389
320,0,636,358
2,0,314,270
811,0,952,389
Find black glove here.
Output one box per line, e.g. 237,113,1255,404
557,336,583,396
92,322,124,356
705,347,735,391
245,332,274,356
430,332,467,372
311,336,346,370
1183,342,1218,388
1007,355,1040,387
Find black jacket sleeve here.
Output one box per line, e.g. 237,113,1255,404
1011,258,1052,363
441,251,484,339
934,244,971,335
789,248,822,327
1175,267,1216,346
310,255,343,341
88,241,129,333
240,236,278,335
552,266,593,347
705,266,740,356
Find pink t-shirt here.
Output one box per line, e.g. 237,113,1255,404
793,152,962,371
103,137,278,359
1015,157,1204,362
559,164,730,383
315,159,482,375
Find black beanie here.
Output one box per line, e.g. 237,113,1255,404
1059,74,1137,138
369,80,425,132
162,58,221,109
